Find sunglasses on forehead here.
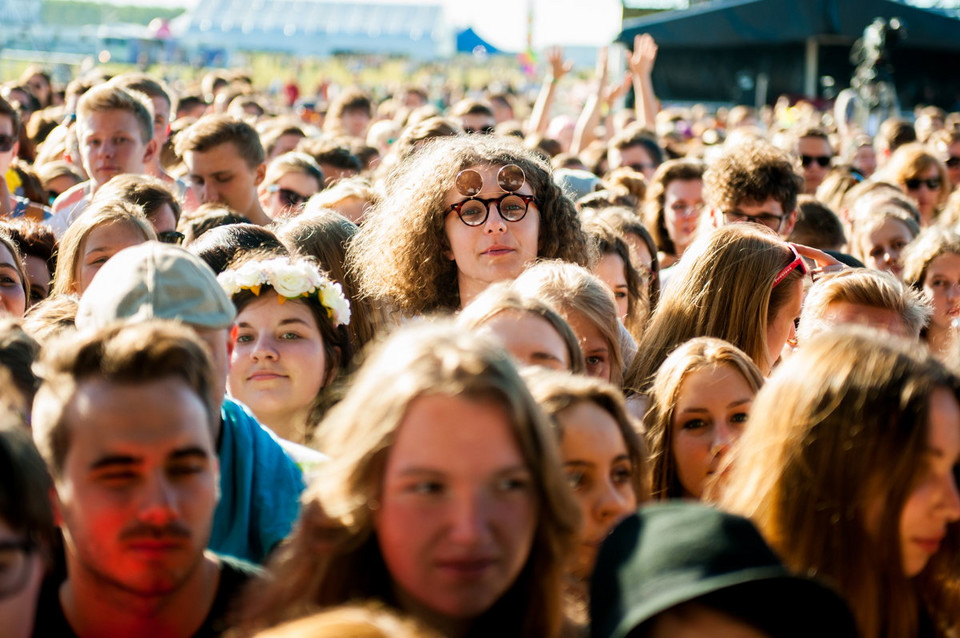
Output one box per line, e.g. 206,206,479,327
447,164,537,227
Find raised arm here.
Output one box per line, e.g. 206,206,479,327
527,46,573,136
628,33,660,130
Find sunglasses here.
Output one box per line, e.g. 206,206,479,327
904,177,942,191
157,230,185,245
268,185,310,208
946,157,960,169
800,154,831,168
772,243,808,288
0,134,15,152
448,164,536,227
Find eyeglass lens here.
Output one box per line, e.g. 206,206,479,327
455,164,526,198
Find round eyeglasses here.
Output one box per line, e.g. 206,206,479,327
447,164,537,227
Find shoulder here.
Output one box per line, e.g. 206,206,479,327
194,554,264,638
51,182,89,213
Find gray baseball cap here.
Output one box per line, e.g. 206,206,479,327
75,241,236,331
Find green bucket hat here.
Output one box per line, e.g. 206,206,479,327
590,502,858,638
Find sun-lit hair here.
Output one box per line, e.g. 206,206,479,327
703,141,803,214
797,268,930,343
276,212,385,355
50,199,156,296
717,328,960,638
581,216,647,344
250,603,440,638
848,204,919,267
523,367,648,503
239,322,580,637
76,84,154,144
458,282,585,374
643,337,763,500
626,224,803,392
902,226,960,290
513,261,625,388
879,143,951,223
348,135,591,315
175,113,265,170
262,151,324,190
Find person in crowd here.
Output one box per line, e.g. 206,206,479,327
643,159,704,269
50,199,156,296
74,242,305,563
591,205,660,313
297,138,362,186
797,268,930,344
177,114,272,225
305,176,374,224
929,128,960,191
794,127,833,194
0,228,29,319
848,204,919,281
108,72,179,187
92,173,183,241
277,213,384,353
514,261,627,387
18,65,53,109
458,282,585,374
323,88,373,139
50,85,157,236
0,319,41,416
220,253,352,445
3,218,56,305
590,502,857,638
902,226,960,360
524,368,647,590
448,98,497,135
582,217,647,343
0,419,55,638
787,195,847,253
188,222,287,275
607,123,662,181
0,97,49,220
349,135,590,315
643,336,763,500
880,143,951,226
31,320,261,636
719,329,960,638
257,152,324,220
875,117,917,170
705,140,803,241
626,225,811,399
35,161,83,207
239,323,580,638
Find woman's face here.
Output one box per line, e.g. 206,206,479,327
23,255,50,306
477,310,571,372
765,278,803,372
663,178,704,256
902,165,943,224
922,252,960,331
945,141,960,190
444,164,540,306
376,393,538,622
0,244,25,318
259,170,321,220
557,400,636,579
76,223,148,294
853,145,877,178
564,309,613,382
671,364,755,499
594,253,629,319
896,387,960,577
228,292,328,434
863,218,913,280
0,518,44,638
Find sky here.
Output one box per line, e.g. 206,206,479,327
99,0,625,51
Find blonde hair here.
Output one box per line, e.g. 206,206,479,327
251,604,440,638
643,337,763,500
50,199,156,296
880,143,950,220
848,204,919,266
902,226,960,290
458,282,586,374
76,84,154,144
626,224,804,390
262,151,323,189
241,322,580,637
512,261,625,388
718,328,960,638
797,269,930,343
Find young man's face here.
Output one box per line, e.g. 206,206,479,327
712,197,796,239
54,377,219,598
184,142,265,218
797,135,832,194
77,109,155,189
0,112,18,176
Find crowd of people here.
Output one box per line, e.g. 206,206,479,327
1,33,960,637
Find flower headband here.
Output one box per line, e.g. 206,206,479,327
217,257,351,328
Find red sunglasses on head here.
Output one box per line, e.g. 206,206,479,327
773,243,808,288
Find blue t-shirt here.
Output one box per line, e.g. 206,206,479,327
210,398,305,563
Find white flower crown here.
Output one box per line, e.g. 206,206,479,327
217,257,351,328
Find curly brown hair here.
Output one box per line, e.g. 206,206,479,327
349,135,592,315
703,141,803,214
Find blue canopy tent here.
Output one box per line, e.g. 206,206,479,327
617,0,960,107
456,27,504,55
